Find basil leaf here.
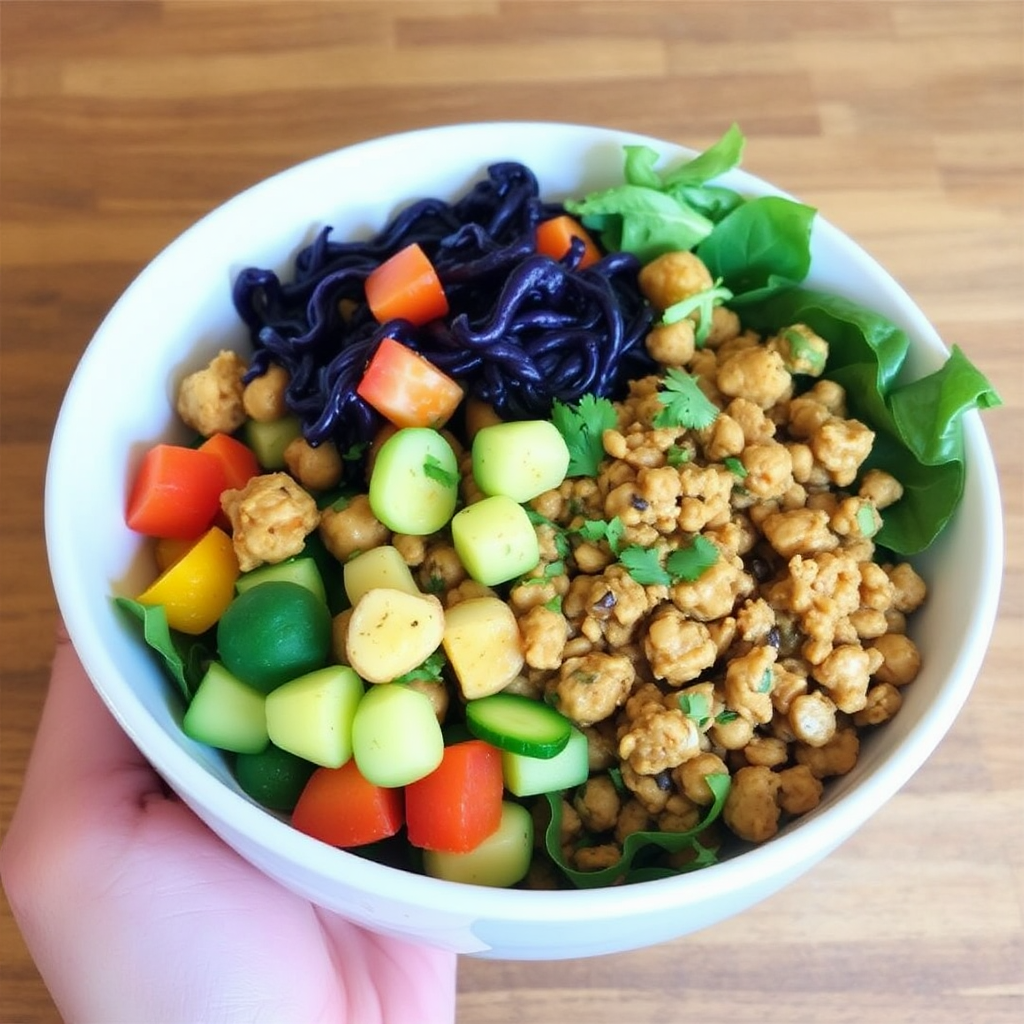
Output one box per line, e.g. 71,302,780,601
661,122,745,187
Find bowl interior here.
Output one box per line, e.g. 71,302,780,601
44,122,1003,958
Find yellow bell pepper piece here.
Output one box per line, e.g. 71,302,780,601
137,526,239,634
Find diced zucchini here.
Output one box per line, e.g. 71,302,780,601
236,555,327,604
501,726,589,797
422,801,533,887
244,415,302,470
183,661,269,754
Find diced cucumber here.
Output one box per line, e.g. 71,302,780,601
236,555,327,604
183,661,269,754
450,494,539,586
244,415,302,470
351,683,444,787
465,693,571,758
471,420,570,503
501,726,589,797
265,665,364,768
368,427,459,535
422,801,533,887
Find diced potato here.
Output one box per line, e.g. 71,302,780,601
344,545,420,606
443,596,524,700
345,588,445,684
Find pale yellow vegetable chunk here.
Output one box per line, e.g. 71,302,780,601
345,588,445,684
343,545,420,606
443,596,524,700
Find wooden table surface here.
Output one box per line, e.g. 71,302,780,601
1,2,1021,1022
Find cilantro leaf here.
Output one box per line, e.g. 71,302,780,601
619,536,719,586
617,545,671,586
664,536,720,582
551,394,618,477
573,516,625,555
723,456,747,479
391,649,447,685
423,454,459,489
679,691,711,728
652,368,719,430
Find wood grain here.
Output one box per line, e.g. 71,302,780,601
1,3,1021,1022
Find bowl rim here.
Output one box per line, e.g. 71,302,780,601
45,120,1005,920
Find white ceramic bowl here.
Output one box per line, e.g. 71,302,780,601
45,122,1002,960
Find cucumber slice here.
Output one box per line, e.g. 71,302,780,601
465,693,571,759
236,555,327,604
501,726,589,797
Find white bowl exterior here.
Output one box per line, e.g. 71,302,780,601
45,122,1003,959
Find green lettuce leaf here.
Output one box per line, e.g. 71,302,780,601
542,772,731,888
741,289,1002,554
114,596,212,704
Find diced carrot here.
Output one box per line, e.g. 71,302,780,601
292,760,405,848
535,214,602,269
365,242,449,326
125,443,225,539
404,740,503,853
199,432,261,491
356,336,464,429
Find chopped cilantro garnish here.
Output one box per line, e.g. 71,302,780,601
390,649,447,685
543,595,564,613
551,393,618,477
652,368,719,431
666,444,690,467
679,691,711,728
715,708,739,725
524,507,572,558
618,535,719,586
573,516,625,555
341,440,369,462
755,667,774,693
423,454,459,488
723,456,747,479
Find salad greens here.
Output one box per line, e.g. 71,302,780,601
571,125,1000,558
542,772,731,887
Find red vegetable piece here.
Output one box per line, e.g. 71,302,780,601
291,760,404,848
535,214,602,269
365,242,449,327
199,432,261,491
356,336,464,429
125,443,225,540
405,740,503,853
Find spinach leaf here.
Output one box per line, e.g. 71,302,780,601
696,195,817,304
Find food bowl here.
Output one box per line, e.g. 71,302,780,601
44,122,1002,960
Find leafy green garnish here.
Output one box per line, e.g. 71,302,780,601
391,649,447,685
114,597,211,704
618,536,719,586
542,772,731,887
679,691,712,728
551,393,618,477
661,278,734,346
423,454,459,489
723,456,748,479
741,288,1002,554
543,595,564,614
666,444,691,467
573,516,625,556
652,368,720,430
